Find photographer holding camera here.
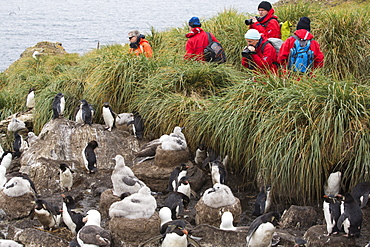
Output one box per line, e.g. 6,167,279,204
241,29,278,73
245,1,281,39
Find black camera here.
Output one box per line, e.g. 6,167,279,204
245,18,254,25
241,47,256,57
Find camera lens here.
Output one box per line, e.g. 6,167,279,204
245,19,253,25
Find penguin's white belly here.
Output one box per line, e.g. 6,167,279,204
76,109,84,123
60,97,65,114
211,167,221,184
81,148,88,170
323,201,335,234
102,108,114,128
62,204,76,234
247,223,275,247
161,233,187,247
343,218,350,234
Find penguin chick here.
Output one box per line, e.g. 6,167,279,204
7,117,26,132
324,171,341,196
82,140,98,173
52,93,65,119
34,199,61,231
59,163,74,191
220,211,236,231
102,102,117,131
0,239,24,247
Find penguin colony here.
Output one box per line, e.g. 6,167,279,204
0,91,369,246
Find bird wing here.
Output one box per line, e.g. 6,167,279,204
78,225,111,245
122,176,138,186
187,235,202,247
138,234,163,247
337,212,348,230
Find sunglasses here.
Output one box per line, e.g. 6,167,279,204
129,36,135,40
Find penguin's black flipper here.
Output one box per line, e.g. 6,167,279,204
337,212,348,232
138,235,163,247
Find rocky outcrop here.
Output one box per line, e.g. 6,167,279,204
13,228,69,247
99,189,121,219
0,191,35,220
281,205,317,229
154,145,190,168
195,197,242,227
304,225,356,246
20,118,140,194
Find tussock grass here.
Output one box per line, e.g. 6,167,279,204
0,2,369,204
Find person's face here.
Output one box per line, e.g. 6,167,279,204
129,35,137,43
258,8,268,17
246,39,259,47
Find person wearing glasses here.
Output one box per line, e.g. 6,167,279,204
127,30,153,57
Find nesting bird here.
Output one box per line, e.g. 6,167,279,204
109,186,157,219
82,140,98,173
115,112,134,126
26,132,38,147
3,176,36,197
26,88,35,109
13,132,28,154
77,210,111,247
246,212,281,247
52,93,65,119
59,163,74,191
220,211,236,231
202,183,236,208
33,199,61,230
1,152,13,171
160,126,187,151
111,154,146,196
0,239,24,247
7,118,26,132
102,102,117,131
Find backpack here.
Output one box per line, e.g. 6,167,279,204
261,38,283,55
261,18,292,41
287,35,314,73
204,32,227,63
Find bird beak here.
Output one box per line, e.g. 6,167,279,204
82,216,88,223
182,229,188,235
61,194,66,198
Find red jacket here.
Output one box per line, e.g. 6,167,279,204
250,8,281,39
184,28,219,61
278,29,324,69
241,38,278,73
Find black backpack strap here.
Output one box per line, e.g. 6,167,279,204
260,40,271,54
261,17,278,27
206,32,212,45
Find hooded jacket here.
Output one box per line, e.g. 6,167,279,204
129,37,153,58
184,27,219,61
250,8,281,39
241,38,278,73
278,29,324,68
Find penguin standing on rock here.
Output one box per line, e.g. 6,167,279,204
80,99,92,125
52,93,65,119
33,199,61,231
59,163,74,191
82,140,98,173
252,185,272,216
167,163,189,192
194,144,207,165
351,182,370,208
323,194,341,236
61,194,85,235
102,102,118,131
337,192,363,237
127,111,144,140
210,159,227,185
246,212,281,247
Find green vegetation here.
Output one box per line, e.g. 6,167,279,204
0,1,369,204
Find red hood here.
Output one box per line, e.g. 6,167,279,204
259,8,278,24
293,29,314,40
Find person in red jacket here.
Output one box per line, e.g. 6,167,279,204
278,17,324,70
128,30,153,58
184,17,219,61
241,29,278,73
246,1,281,39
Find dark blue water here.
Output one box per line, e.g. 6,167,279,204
0,0,277,71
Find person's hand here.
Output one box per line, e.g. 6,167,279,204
252,16,258,23
248,45,256,52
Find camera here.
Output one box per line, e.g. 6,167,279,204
245,18,254,25
241,47,255,57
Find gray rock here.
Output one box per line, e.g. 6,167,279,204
154,145,190,168
304,225,356,246
14,228,69,247
281,205,317,229
99,189,121,219
0,191,35,220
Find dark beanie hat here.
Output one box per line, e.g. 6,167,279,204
296,17,311,31
258,1,272,11
189,17,201,28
